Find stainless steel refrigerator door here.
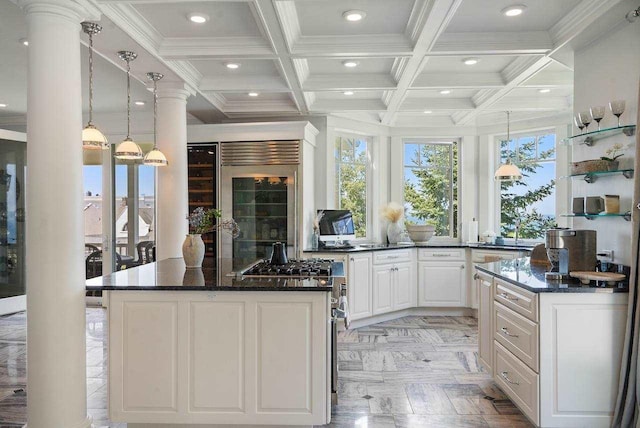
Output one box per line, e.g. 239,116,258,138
220,165,298,273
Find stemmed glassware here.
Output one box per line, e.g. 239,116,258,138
579,111,592,132
590,106,605,130
574,114,585,135
609,100,626,127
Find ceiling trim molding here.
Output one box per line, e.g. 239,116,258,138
405,0,434,44
159,37,274,58
471,89,498,107
303,74,397,91
224,100,299,113
431,31,552,55
292,58,309,85
200,75,290,92
382,91,394,107
98,4,163,52
391,57,410,83
164,60,203,88
412,72,504,89
310,99,388,113
489,96,571,111
501,56,545,83
273,0,300,53
549,0,624,49
291,34,413,57
400,97,475,111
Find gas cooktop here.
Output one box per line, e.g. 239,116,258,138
241,259,334,278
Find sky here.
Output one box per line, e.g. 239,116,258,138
83,165,155,197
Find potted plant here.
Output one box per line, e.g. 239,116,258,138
601,143,624,171
183,207,239,268
381,202,405,244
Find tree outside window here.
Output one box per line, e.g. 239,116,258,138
500,133,557,240
403,141,458,237
335,136,369,238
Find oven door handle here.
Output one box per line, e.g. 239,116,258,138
333,284,350,329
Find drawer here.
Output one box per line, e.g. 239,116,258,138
418,248,465,261
373,249,413,265
494,302,538,372
494,278,538,322
494,341,539,426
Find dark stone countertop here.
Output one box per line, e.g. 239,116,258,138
86,258,334,292
475,257,629,293
304,242,534,253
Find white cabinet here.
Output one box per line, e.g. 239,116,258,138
418,261,466,307
372,261,415,315
394,262,414,310
372,265,393,315
477,270,493,375
347,253,373,320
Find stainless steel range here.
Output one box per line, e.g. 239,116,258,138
239,257,348,404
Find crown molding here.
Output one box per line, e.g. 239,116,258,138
303,74,397,91
399,97,475,111
489,96,570,111
273,0,300,53
159,37,274,59
291,34,413,57
412,72,504,89
292,58,310,85
224,100,299,113
501,55,546,83
432,31,552,55
310,99,388,113
471,89,499,107
405,0,435,44
391,57,410,83
521,71,573,87
382,91,394,107
200,75,290,92
164,60,203,88
98,3,162,52
549,0,624,50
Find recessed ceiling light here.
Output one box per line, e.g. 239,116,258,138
342,10,366,21
538,88,551,93
0,104,7,108
342,60,359,68
19,38,28,47
463,58,478,65
502,4,527,17
248,92,259,97
134,100,146,106
343,91,354,96
187,13,209,24
423,110,432,114
226,63,240,70
440,89,451,95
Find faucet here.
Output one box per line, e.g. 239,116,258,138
514,217,521,245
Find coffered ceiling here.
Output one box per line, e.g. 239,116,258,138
0,0,633,128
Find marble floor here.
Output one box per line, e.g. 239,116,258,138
0,309,532,428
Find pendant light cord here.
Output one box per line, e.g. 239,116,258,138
153,78,158,149
126,58,131,140
88,31,94,126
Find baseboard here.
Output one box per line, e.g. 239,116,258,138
344,306,476,330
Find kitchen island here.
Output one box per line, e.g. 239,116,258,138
475,257,629,427
86,258,333,427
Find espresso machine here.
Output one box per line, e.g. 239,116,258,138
545,229,597,280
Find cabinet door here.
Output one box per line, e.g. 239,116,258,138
372,265,393,315
393,262,414,311
348,254,372,320
477,271,493,375
418,261,466,307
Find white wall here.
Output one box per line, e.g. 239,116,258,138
573,21,640,267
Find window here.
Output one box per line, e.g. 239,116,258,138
500,132,556,240
403,141,458,237
335,135,369,238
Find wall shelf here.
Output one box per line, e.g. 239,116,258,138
562,212,631,221
561,125,635,146
560,168,634,183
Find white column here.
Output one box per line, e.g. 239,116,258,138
156,83,191,259
18,1,97,427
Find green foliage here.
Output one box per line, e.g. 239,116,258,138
403,142,458,237
500,137,557,239
335,137,367,237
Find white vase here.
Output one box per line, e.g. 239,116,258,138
387,222,403,244
182,234,205,268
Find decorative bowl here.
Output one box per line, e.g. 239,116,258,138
406,224,435,243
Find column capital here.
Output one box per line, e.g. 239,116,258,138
18,0,101,23
156,81,195,102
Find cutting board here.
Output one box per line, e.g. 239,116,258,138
570,271,626,285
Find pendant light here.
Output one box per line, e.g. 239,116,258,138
81,22,108,150
494,111,523,181
143,72,168,166
114,51,143,160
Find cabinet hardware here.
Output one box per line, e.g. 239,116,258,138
500,371,519,385
350,257,354,262
473,273,480,280
432,253,451,257
501,327,519,338
460,265,465,270
500,292,519,301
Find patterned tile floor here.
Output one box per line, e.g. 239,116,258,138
0,309,532,428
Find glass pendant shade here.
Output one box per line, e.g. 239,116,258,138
494,160,522,181
143,147,168,166
114,137,143,160
82,124,108,150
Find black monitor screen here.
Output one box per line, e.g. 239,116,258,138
317,210,355,236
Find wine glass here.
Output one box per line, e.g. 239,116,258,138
609,100,625,127
574,114,585,135
590,106,605,130
579,111,592,132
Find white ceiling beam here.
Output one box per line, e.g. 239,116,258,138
252,0,309,113
310,99,388,113
199,75,290,92
488,96,571,111
521,71,573,87
159,37,274,59
412,72,504,89
224,100,299,113
431,31,552,55
381,0,464,125
290,34,413,57
303,74,397,91
399,97,475,111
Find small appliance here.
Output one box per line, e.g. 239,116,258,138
545,229,597,280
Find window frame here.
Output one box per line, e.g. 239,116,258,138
334,133,372,241
401,138,459,239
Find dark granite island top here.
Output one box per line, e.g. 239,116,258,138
86,257,334,292
304,242,535,253
475,257,629,293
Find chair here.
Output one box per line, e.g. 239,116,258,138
136,241,155,264
86,250,125,279
85,244,99,258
